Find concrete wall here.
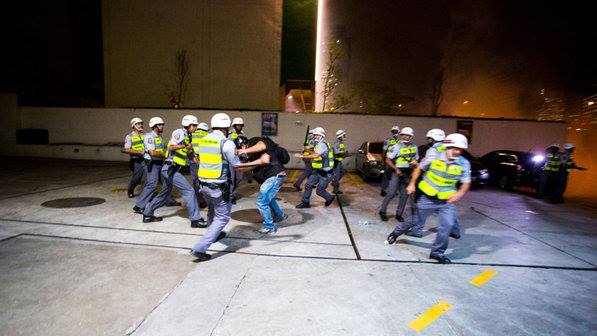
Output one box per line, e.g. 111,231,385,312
6,105,567,170
102,0,282,110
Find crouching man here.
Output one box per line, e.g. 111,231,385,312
237,137,290,234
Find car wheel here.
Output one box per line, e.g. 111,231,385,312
499,175,512,191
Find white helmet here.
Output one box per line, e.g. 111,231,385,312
181,114,198,127
211,113,232,128
444,133,468,149
400,127,414,137
130,117,143,128
563,143,575,150
336,129,346,138
149,117,164,128
311,127,326,137
426,128,445,141
198,122,209,131
391,125,400,131
232,117,244,126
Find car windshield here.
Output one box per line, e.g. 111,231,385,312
368,142,384,154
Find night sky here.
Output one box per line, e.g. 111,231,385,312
1,0,595,114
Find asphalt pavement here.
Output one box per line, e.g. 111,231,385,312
0,157,595,335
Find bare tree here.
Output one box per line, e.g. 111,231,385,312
320,40,346,112
430,67,444,116
168,49,190,108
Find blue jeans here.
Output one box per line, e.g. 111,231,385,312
256,175,286,230
392,194,456,257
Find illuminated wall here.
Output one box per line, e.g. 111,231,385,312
102,0,282,110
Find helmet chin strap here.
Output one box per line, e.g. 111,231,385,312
134,125,143,132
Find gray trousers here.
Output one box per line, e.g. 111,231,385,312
143,165,202,220
294,159,313,188
407,193,461,237
189,162,207,206
380,171,410,216
128,159,146,194
331,161,346,193
192,185,232,253
302,171,334,204
135,163,176,209
391,194,456,257
380,164,391,192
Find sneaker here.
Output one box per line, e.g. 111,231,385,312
386,232,400,244
128,192,135,198
395,214,404,222
293,184,302,192
325,196,335,207
274,214,289,223
334,190,343,195
296,202,311,209
379,211,389,221
191,218,207,228
429,254,451,264
190,250,212,262
258,227,277,234
142,215,162,223
133,206,144,214
449,232,461,239
380,190,387,197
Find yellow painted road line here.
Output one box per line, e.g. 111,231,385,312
470,269,497,287
347,172,363,187
408,301,452,332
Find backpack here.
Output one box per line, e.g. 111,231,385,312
275,146,290,164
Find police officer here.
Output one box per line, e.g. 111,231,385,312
294,127,335,208
142,115,205,227
379,127,418,222
190,122,210,208
122,117,146,198
381,125,400,196
332,130,349,194
190,113,258,261
537,144,560,199
386,133,471,264
228,117,248,203
293,129,315,191
552,143,587,203
419,128,445,161
132,117,180,213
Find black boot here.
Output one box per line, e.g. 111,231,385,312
379,211,389,221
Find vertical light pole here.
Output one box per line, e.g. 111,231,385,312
314,0,326,112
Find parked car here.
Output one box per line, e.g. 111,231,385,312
479,150,544,190
461,150,490,186
355,141,385,180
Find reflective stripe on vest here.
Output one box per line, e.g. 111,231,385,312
387,138,398,152
394,144,417,168
565,154,574,172
151,136,165,160
312,142,335,169
335,143,345,161
230,132,238,140
130,134,144,158
197,138,224,179
191,130,209,152
544,153,560,172
167,138,189,166
418,159,463,199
